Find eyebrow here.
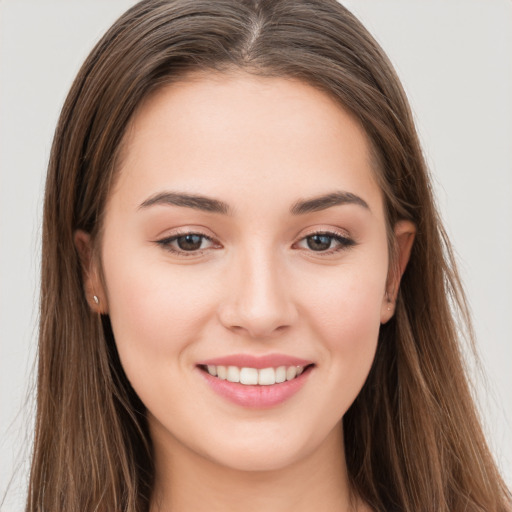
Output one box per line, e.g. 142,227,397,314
139,190,369,215
139,191,232,214
289,191,369,215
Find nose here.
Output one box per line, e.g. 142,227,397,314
217,248,298,339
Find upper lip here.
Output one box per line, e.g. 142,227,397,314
196,353,314,369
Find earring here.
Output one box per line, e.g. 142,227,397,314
385,291,392,311
93,295,99,305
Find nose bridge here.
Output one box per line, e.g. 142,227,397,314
219,241,297,337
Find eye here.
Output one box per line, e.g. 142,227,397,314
156,232,219,255
155,229,354,257
296,231,356,254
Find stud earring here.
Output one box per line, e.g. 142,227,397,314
93,295,99,305
385,291,392,311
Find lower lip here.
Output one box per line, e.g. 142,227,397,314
198,366,313,408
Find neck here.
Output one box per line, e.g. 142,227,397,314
149,422,363,512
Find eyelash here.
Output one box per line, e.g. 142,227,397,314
155,229,356,257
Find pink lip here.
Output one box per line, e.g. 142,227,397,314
197,353,313,369
196,354,314,408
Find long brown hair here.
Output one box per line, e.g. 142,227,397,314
28,0,511,510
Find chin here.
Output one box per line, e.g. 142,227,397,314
195,419,340,474
202,440,308,473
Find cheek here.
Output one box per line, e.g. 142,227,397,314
101,246,217,376
301,257,386,338
298,260,386,404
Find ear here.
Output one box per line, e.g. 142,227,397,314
380,220,416,324
74,230,108,314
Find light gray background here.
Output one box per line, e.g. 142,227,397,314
1,1,511,510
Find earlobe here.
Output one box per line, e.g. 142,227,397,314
74,230,107,313
381,220,416,323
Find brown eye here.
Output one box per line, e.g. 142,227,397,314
306,234,333,251
156,232,218,255
176,234,204,251
296,231,356,254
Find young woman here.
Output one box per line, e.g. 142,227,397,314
27,0,511,511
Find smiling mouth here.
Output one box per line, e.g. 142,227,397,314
198,364,314,386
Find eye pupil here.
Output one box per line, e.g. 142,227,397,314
177,234,203,251
307,234,332,251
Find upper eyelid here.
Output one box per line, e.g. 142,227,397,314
299,228,351,238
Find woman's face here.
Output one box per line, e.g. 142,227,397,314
82,72,412,473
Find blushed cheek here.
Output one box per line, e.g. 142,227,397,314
311,275,383,367
103,255,214,371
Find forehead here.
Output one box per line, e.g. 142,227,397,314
111,71,383,217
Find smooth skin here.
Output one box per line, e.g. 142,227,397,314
76,72,415,512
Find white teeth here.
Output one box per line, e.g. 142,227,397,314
240,367,258,385
217,365,227,380
226,366,240,382
286,366,297,380
275,366,286,383
204,364,307,385
258,367,276,386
